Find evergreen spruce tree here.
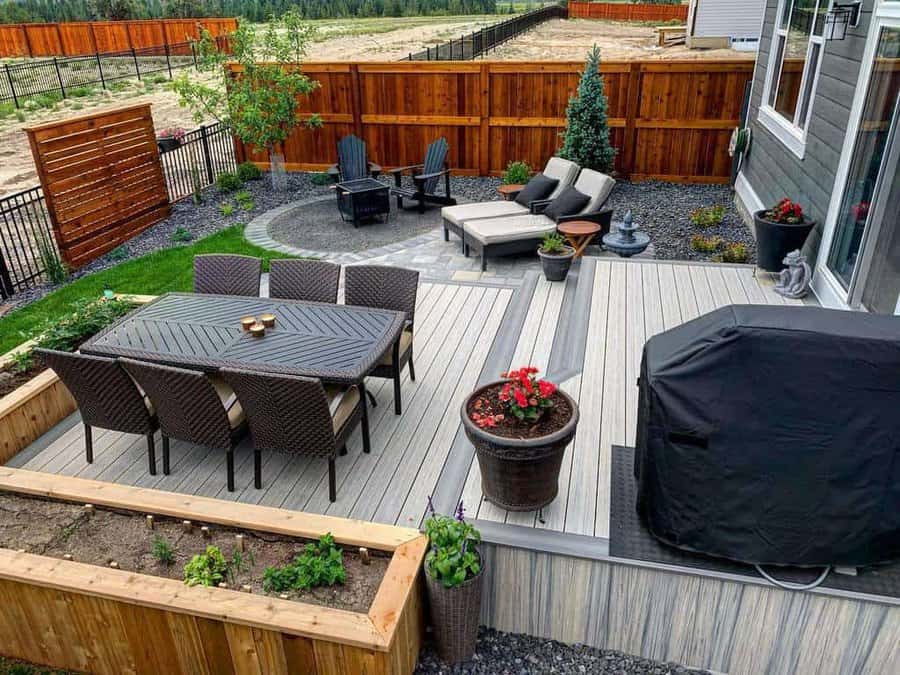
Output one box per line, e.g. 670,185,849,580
558,45,616,174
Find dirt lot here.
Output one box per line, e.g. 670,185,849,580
0,16,753,197
490,18,754,60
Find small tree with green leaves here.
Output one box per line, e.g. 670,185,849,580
558,45,616,174
171,9,321,191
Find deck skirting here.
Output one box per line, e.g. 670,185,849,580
477,541,899,675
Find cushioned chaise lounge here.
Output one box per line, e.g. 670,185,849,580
463,168,616,271
440,157,579,250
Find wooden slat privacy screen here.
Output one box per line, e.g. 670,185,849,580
25,104,170,269
233,60,753,184
0,18,237,57
568,2,689,22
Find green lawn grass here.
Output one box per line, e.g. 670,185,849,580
0,225,295,354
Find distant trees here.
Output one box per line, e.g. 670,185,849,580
0,0,501,23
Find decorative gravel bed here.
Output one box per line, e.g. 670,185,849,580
605,181,756,264
6,173,752,311
415,628,709,674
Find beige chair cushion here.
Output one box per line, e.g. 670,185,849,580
573,169,615,214
325,385,361,434
210,377,246,429
441,201,528,226
379,330,413,366
542,157,580,199
463,214,557,245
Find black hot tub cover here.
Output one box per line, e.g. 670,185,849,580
634,305,900,567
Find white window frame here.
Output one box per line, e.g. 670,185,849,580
758,0,828,159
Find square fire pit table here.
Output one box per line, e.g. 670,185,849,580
335,177,390,227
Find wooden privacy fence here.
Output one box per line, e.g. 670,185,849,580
568,2,689,22
233,60,753,184
0,18,237,58
25,104,170,269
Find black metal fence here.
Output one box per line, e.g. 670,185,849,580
159,121,238,203
0,37,228,108
0,186,58,299
406,4,567,61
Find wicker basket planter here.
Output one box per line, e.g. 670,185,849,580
425,563,483,664
461,381,579,511
0,468,427,675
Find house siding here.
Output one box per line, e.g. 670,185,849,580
693,0,767,40
739,0,875,259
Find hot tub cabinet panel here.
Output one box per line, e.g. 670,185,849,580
0,468,426,675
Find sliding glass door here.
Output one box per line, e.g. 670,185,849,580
825,23,900,314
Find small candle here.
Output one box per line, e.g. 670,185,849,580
259,313,276,328
249,323,265,338
240,316,256,331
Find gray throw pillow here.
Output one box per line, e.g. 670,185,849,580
514,174,559,206
544,186,590,221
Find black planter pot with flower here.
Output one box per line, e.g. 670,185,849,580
754,198,815,272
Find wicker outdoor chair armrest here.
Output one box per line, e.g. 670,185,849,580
555,207,614,227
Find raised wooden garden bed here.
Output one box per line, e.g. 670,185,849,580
0,467,427,675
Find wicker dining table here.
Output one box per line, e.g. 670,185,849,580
81,292,408,437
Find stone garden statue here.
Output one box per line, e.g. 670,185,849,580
774,249,812,299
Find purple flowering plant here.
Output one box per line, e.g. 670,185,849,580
424,497,482,588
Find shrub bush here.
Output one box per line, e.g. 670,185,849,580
502,161,531,185
237,162,263,181
690,235,722,253
310,172,331,186
216,172,242,192
690,205,727,228
718,242,750,263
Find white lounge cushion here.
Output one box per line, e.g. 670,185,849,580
464,214,556,246
542,157,580,199
573,169,615,214
441,201,528,226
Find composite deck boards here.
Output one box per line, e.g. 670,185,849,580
10,262,811,540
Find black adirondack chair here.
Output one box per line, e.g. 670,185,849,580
327,134,381,183
389,137,457,213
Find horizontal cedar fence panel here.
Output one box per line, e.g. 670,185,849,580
25,103,170,269
0,18,237,57
232,60,752,184
568,2,689,22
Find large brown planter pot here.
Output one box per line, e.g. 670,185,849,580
461,382,579,511
425,563,483,664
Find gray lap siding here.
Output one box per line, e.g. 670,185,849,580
740,0,875,259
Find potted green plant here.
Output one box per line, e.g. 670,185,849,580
423,500,482,665
461,367,579,512
753,198,815,272
537,232,576,282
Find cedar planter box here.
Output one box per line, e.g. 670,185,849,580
0,467,427,675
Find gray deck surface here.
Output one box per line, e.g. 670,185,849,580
9,260,810,539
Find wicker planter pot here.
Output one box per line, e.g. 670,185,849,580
425,564,483,664
753,210,815,272
461,382,579,511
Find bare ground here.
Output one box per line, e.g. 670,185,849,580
488,18,755,61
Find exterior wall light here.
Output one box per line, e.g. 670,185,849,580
824,2,862,41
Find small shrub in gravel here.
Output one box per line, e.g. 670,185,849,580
216,172,242,192
415,627,709,675
502,161,531,185
220,203,235,217
237,162,263,182
690,204,726,228
107,246,128,262
717,242,751,264
309,172,332,186
171,226,193,243
690,235,722,253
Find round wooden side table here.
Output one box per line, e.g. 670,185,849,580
557,220,601,258
497,184,524,201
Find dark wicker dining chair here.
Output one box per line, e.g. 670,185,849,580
34,349,160,474
269,259,341,304
219,369,368,501
344,265,419,415
193,254,262,296
119,359,247,491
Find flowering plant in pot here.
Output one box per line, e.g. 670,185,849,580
537,232,575,282
156,127,186,152
753,198,815,272
462,367,579,512
423,499,482,665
